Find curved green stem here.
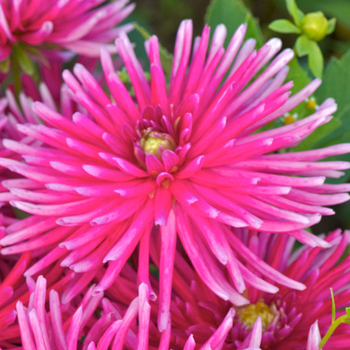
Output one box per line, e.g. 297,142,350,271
319,314,348,349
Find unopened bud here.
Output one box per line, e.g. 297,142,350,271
301,12,329,42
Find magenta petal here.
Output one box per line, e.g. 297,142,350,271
158,210,177,332
155,187,172,226
49,290,67,350
162,150,180,173
17,301,36,350
176,156,204,179
111,157,149,177
145,154,164,175
200,309,235,349
306,321,321,350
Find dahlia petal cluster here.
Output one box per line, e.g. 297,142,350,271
0,0,135,60
0,20,350,335
2,268,263,350
133,228,349,349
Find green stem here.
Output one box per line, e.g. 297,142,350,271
319,315,348,349
12,57,21,101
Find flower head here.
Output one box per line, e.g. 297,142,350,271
0,0,135,64
228,228,350,349
92,230,350,349
150,229,350,349
0,20,350,333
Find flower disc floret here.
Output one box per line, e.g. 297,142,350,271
140,131,176,156
237,301,276,331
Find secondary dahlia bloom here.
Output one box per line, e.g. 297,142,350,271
0,81,77,209
1,21,350,331
12,272,262,350
228,228,350,350
0,251,84,348
0,0,135,61
12,275,105,350
144,229,349,349
89,229,348,349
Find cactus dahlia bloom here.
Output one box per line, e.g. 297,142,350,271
0,0,135,61
0,253,79,348
12,274,263,350
144,229,349,350
12,275,105,350
1,20,350,331
227,229,350,350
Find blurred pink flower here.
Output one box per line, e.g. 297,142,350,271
13,273,263,350
0,0,135,61
91,230,350,349
226,228,350,350
146,229,350,349
0,20,350,332
15,275,104,350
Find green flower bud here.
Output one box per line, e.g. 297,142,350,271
301,12,329,42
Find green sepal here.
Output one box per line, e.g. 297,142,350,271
308,41,323,78
286,0,304,26
346,307,350,318
326,18,337,34
295,35,311,56
12,45,35,76
0,58,10,73
133,22,173,77
268,19,301,34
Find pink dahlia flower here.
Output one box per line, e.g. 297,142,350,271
13,275,105,350
0,253,87,349
0,81,77,209
0,0,135,61
227,228,350,350
112,229,349,349
1,21,350,331
12,273,263,350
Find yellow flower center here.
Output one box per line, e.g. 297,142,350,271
237,301,275,331
305,99,318,111
140,131,176,158
283,114,297,125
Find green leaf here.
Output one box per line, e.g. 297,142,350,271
292,49,350,182
295,35,311,56
133,22,173,77
13,207,32,219
287,56,311,92
205,0,263,48
12,45,35,76
315,50,350,121
308,41,323,78
0,58,10,73
269,19,301,34
286,0,304,26
326,17,336,34
284,56,311,115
